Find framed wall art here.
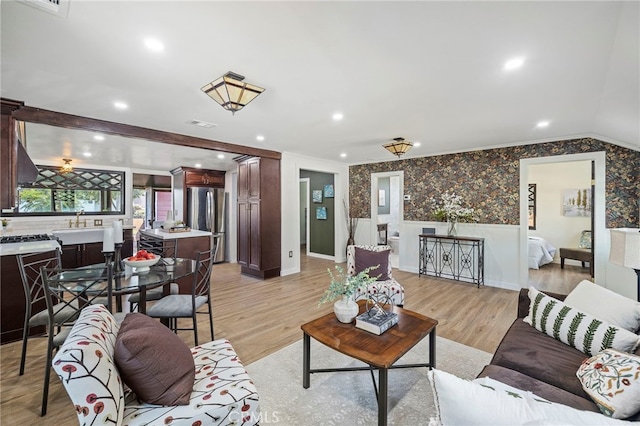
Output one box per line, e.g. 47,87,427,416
316,206,327,220
563,188,591,217
528,183,536,230
323,184,334,198
312,190,323,203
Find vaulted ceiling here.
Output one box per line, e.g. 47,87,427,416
2,1,638,172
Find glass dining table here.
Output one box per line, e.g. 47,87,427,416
48,258,197,314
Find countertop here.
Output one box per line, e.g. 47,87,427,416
0,240,61,257
139,228,212,240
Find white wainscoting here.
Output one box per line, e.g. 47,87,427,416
356,219,522,291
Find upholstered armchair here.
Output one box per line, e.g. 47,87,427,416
52,305,259,426
346,245,405,307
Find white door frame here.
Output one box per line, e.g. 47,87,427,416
519,152,606,286
370,170,404,255
299,178,310,256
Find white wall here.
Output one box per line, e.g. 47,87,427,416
529,161,591,265
280,152,349,276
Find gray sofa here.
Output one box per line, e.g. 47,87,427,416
477,288,640,422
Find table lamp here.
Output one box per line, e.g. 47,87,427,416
609,228,640,301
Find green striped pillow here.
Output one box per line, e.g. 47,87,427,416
524,287,640,356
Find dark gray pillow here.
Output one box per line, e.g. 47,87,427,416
354,247,390,281
114,313,195,405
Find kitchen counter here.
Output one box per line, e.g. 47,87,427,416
139,228,212,240
138,228,212,294
0,240,61,257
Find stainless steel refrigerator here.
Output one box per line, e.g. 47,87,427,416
187,187,226,263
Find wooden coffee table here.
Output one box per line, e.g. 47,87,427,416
301,301,438,426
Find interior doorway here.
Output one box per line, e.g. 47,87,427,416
519,152,606,287
370,171,404,268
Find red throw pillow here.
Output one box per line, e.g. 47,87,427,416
114,313,195,405
354,247,390,281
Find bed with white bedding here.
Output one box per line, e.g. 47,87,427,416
528,236,557,269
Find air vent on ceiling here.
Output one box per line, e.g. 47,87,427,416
187,119,218,128
17,0,70,18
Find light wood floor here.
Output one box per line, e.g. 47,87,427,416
0,254,586,425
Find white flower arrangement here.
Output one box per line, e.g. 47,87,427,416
431,192,477,223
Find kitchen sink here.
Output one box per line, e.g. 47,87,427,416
51,228,105,245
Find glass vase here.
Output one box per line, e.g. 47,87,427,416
447,220,457,236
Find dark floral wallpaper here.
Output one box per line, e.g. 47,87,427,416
349,138,639,228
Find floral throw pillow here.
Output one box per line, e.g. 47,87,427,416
577,349,640,419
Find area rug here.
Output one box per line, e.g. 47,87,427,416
245,336,492,425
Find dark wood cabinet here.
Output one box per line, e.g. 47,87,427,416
237,157,281,278
60,242,107,268
171,166,225,223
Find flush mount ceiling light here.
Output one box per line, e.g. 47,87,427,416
61,158,73,173
201,71,265,115
383,137,413,158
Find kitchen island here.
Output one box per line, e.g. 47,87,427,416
137,228,213,293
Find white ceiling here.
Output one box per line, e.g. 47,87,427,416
1,0,638,172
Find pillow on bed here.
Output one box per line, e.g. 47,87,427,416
564,280,640,332
524,287,640,356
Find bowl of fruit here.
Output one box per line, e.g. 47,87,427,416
123,250,160,273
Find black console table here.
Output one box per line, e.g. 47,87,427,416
419,234,485,287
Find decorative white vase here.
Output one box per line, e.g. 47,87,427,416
334,295,359,323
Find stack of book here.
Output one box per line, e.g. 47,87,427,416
355,309,398,335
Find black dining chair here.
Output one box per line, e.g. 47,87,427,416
146,248,214,345
16,249,66,377
128,236,179,311
40,263,113,416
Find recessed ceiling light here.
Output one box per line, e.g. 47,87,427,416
256,135,265,141
340,153,347,158
414,142,421,147
93,135,104,141
194,163,202,168
504,56,525,71
83,152,92,157
332,112,344,121
217,154,225,159
537,120,550,128
114,101,128,110
144,38,164,52
188,119,217,128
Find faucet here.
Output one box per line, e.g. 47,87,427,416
75,209,84,227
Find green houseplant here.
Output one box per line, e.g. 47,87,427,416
319,265,379,323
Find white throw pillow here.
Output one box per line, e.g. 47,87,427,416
473,376,549,403
428,369,628,426
524,287,640,356
564,280,640,332
576,349,640,419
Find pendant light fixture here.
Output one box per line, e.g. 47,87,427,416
383,137,413,158
61,158,73,173
201,71,265,115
